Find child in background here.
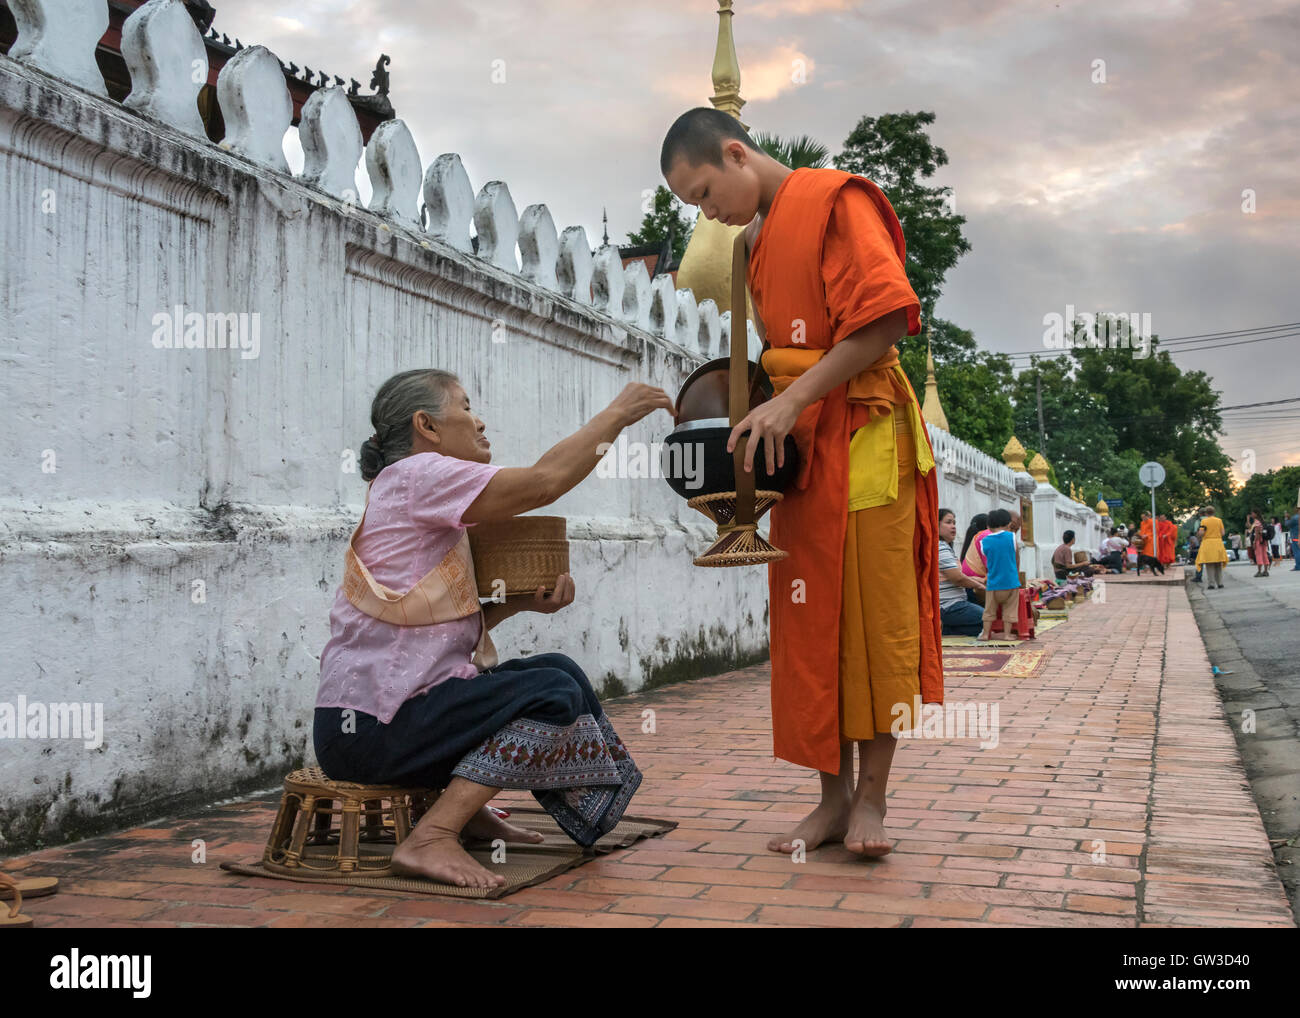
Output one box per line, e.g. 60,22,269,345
978,507,1021,643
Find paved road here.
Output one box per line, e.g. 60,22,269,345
1189,555,1300,919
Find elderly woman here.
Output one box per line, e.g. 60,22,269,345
315,368,673,889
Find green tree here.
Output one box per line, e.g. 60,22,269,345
1224,470,1278,534
832,111,970,319
1070,335,1233,511
1271,466,1300,519
751,131,831,169
899,318,1014,458
1010,357,1131,501
626,186,694,262
1007,334,1234,517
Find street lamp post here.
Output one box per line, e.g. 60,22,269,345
1139,461,1166,561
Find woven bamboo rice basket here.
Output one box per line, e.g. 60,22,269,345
468,516,569,596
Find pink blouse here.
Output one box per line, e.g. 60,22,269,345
316,451,502,723
961,528,991,578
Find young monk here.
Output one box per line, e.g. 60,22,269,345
1138,510,1156,561
1156,513,1178,568
661,108,943,857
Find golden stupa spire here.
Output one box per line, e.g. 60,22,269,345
710,0,747,127
674,0,752,317
920,328,950,432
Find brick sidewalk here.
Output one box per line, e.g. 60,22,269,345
4,583,1293,927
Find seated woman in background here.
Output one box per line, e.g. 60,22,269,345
937,508,986,635
959,512,990,585
1093,528,1126,572
314,368,672,888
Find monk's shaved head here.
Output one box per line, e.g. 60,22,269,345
660,107,761,177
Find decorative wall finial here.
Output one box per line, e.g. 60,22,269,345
370,54,391,96
1002,435,1027,472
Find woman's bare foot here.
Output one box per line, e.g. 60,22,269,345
844,799,891,857
462,805,546,845
767,796,850,854
391,831,505,888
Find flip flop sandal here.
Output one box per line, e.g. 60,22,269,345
0,872,34,928
0,874,59,901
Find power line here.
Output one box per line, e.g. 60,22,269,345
1149,332,1300,356
1220,398,1300,411
1070,399,1300,425
1000,320,1300,358
1220,428,1300,440
1148,321,1300,343
1006,329,1299,360
1220,435,1300,450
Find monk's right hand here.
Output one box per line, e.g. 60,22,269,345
608,383,674,427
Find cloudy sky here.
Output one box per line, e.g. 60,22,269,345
216,0,1300,478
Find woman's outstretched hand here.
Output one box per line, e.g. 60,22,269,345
513,573,575,614
608,383,675,427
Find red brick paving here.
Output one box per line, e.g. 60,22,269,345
3,583,1293,927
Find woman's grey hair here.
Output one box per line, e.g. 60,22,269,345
359,369,460,482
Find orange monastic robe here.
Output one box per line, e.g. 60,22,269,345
1157,519,1177,564
1138,517,1155,559
747,167,944,776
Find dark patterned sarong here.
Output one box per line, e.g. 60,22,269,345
452,713,641,846
314,652,642,846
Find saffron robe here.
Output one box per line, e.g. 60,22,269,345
1138,518,1155,560
746,167,944,775
1156,519,1177,564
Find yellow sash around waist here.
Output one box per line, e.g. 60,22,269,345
341,484,498,670
760,347,934,510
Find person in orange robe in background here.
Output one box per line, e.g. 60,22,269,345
1137,511,1156,561
661,108,943,858
1156,514,1178,565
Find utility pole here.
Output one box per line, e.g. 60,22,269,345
1036,371,1047,451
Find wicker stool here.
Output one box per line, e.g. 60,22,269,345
262,767,438,878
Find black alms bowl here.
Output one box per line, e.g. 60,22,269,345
660,417,801,500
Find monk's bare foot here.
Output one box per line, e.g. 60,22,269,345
767,797,850,854
844,799,892,857
391,831,505,889
462,805,545,845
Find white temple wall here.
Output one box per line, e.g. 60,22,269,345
0,26,763,850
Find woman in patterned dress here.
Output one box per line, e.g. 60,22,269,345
314,369,672,888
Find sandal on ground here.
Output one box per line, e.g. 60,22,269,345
0,874,58,901
0,872,34,928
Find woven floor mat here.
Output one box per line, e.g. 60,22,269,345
941,646,1049,678
220,809,675,900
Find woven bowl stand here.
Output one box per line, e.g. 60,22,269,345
262,767,437,878
688,231,791,568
